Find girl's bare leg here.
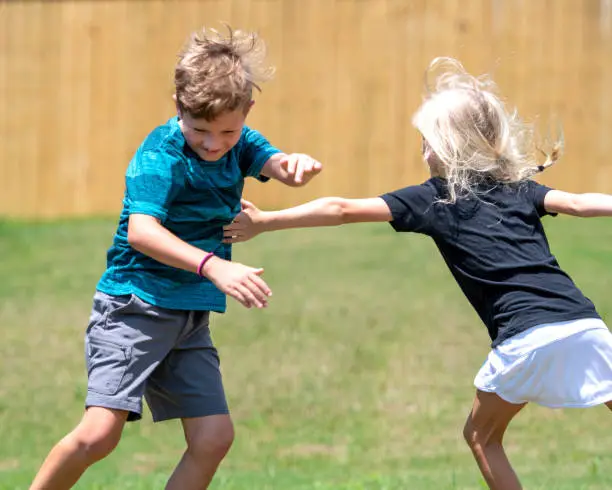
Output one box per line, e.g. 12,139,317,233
463,390,526,490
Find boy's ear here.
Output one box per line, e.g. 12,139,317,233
244,100,255,116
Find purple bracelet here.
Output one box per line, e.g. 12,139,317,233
197,252,215,277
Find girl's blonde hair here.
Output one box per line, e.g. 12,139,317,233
175,25,274,120
413,57,563,203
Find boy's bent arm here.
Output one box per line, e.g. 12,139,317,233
128,214,271,308
128,214,209,274
544,190,612,217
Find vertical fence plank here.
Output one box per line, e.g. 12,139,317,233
1,0,612,218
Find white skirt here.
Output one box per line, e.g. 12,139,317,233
474,318,612,408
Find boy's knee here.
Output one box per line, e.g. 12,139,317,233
187,421,235,461
69,415,124,463
73,432,121,464
71,427,122,463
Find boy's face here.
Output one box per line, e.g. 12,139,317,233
178,105,252,161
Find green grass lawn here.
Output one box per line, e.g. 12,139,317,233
0,217,611,489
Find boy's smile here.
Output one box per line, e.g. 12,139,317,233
178,106,252,162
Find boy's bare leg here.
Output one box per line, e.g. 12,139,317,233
165,414,234,490
30,407,128,490
463,390,526,490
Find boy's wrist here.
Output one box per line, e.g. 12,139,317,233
200,255,224,278
197,252,215,277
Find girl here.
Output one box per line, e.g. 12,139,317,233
223,58,612,490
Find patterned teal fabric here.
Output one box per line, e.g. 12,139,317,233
97,117,280,312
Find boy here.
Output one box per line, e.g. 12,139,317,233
30,26,322,490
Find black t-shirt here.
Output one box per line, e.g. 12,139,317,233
381,177,601,347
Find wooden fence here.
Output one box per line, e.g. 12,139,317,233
1,0,612,218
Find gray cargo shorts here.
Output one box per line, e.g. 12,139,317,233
85,291,229,422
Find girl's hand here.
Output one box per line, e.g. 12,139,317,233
201,255,271,308
223,199,264,243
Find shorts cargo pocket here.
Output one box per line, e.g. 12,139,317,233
103,294,138,329
86,336,132,396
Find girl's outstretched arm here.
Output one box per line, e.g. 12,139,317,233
544,190,612,217
224,197,392,243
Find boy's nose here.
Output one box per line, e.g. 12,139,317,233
202,134,220,151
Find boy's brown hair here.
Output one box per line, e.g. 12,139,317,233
175,25,274,121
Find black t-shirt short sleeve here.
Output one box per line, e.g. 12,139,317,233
380,181,439,234
529,180,558,217
378,177,599,348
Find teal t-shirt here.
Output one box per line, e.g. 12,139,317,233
97,116,280,312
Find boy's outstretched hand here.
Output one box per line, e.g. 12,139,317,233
280,153,323,185
223,199,263,244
